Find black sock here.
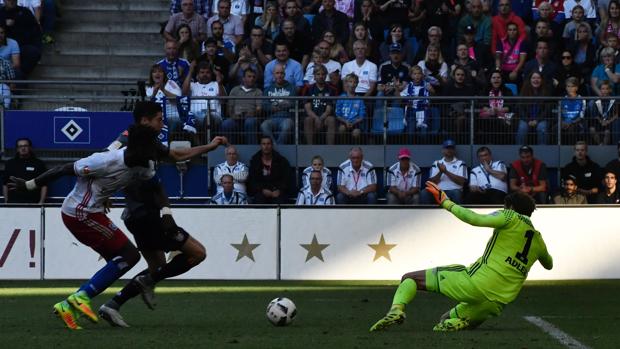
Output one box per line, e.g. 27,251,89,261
151,254,192,283
110,269,149,308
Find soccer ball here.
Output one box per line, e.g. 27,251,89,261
266,297,297,326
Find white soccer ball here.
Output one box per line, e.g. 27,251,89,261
266,297,297,326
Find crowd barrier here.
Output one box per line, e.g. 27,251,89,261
1,206,618,281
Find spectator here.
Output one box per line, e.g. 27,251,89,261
336,146,378,204
414,26,451,66
296,169,335,205
254,1,280,40
2,138,47,204
522,39,558,89
357,0,384,45
591,47,620,96
562,5,589,45
210,174,249,204
605,141,620,178
442,66,476,142
588,80,618,145
321,30,349,64
420,139,468,204
491,0,527,58
224,68,262,144
462,25,493,73
164,0,206,43
247,135,291,204
529,20,560,61
274,19,312,69
424,1,462,44
595,169,620,203
304,45,342,85
264,42,303,91
495,22,528,86
517,71,552,145
401,65,435,140
261,63,296,144
567,23,597,79
599,32,620,64
377,0,410,28
561,141,603,202
451,42,484,91
386,147,422,205
176,24,201,63
0,57,14,108
379,23,415,66
378,42,410,97
533,1,565,25
418,43,449,90
564,0,597,20
336,73,366,143
342,40,378,96
210,0,249,21
283,0,311,37
182,61,225,133
243,26,273,69
213,145,249,194
158,40,191,87
509,145,548,204
228,41,264,87
553,174,587,204
197,37,231,85
170,0,209,16
346,22,380,64
301,155,333,190
207,0,244,45
302,64,337,145
561,77,587,144
478,70,513,144
457,0,492,47
467,146,508,204
312,0,350,45
555,50,584,95
406,0,426,40
601,2,620,45
0,0,41,77
146,64,182,132
0,24,19,72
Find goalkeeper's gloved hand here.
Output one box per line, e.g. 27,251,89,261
425,181,449,205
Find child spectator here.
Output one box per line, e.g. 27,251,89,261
562,5,589,46
561,77,587,144
336,73,366,143
401,65,431,135
588,80,618,145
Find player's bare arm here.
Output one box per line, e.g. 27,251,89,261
8,163,75,191
167,136,229,162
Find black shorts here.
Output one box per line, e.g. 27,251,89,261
124,213,189,252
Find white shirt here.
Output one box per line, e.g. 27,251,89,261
211,0,248,16
146,80,182,100
296,186,335,205
213,160,249,194
417,60,448,86
469,161,508,193
386,161,422,192
337,159,376,191
341,60,377,94
301,166,332,191
429,157,468,191
190,81,222,118
62,149,155,218
564,0,597,19
304,60,342,84
210,191,248,205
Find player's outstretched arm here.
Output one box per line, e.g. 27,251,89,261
167,136,229,162
8,163,75,192
537,235,554,270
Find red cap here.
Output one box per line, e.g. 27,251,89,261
398,148,411,159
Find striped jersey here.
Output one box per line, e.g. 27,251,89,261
210,191,248,205
296,186,335,205
213,161,249,194
301,166,333,191
337,160,376,191
386,161,422,191
429,157,468,191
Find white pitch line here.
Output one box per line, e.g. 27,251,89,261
523,316,591,349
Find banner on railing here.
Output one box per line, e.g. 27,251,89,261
3,111,133,149
0,208,41,279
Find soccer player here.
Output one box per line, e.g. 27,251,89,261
98,101,228,328
8,124,167,330
369,181,553,332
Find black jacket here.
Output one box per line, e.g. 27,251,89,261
247,150,291,195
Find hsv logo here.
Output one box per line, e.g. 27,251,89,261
61,120,83,141
54,116,91,144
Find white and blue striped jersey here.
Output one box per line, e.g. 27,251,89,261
296,186,335,205
213,161,249,194
386,161,422,191
470,161,508,193
337,159,377,191
301,166,333,191
429,157,468,191
210,191,248,205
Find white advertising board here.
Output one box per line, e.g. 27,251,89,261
0,208,42,279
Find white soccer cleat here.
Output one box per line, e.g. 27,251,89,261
98,305,130,328
135,275,156,310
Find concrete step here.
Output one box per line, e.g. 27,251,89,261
40,54,159,67
58,21,162,34
60,0,169,12
44,43,163,56
30,65,149,80
50,32,163,46
59,9,170,23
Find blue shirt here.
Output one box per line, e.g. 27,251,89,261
592,64,620,91
335,94,366,122
264,59,304,90
157,58,190,86
0,38,19,62
561,96,586,123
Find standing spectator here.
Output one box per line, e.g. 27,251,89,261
341,40,378,96
588,81,617,145
420,139,468,204
247,135,291,204
210,174,249,204
595,169,620,203
561,141,602,202
522,39,558,90
379,23,415,66
264,42,303,91
296,169,335,205
302,64,337,145
401,65,436,141
301,155,333,190
495,22,528,86
606,141,620,178
336,74,366,143
2,138,47,204
0,0,40,76
176,25,201,63
567,23,597,79
312,0,350,45
261,63,296,144
336,147,378,204
386,148,422,205
274,19,312,69
591,47,620,96
491,0,527,57
509,145,548,204
552,174,587,204
467,146,508,204
182,61,226,132
158,40,191,87
254,1,280,40
164,0,206,43
224,68,262,144
213,145,249,194
457,0,492,47
517,71,552,145
207,0,244,45
561,77,587,144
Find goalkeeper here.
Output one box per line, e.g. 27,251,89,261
370,181,553,332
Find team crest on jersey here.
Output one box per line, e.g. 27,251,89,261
108,222,118,231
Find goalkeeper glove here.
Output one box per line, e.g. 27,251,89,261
425,181,449,205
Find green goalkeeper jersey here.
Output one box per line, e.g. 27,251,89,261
443,201,553,304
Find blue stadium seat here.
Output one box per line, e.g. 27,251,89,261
304,14,314,26
505,83,518,96
371,105,406,135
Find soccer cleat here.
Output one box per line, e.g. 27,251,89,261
99,305,130,328
135,275,156,310
369,307,406,332
432,318,470,332
53,300,82,330
67,291,99,323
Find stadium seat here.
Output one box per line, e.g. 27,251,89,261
371,106,406,135
505,83,518,96
304,14,314,26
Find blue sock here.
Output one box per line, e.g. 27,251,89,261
77,256,131,298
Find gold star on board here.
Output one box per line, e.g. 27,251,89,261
368,234,397,262
300,234,329,262
231,234,260,262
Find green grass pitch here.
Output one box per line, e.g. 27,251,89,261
0,280,617,348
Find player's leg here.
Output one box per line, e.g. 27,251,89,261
433,301,504,332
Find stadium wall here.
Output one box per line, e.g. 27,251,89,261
0,207,617,281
